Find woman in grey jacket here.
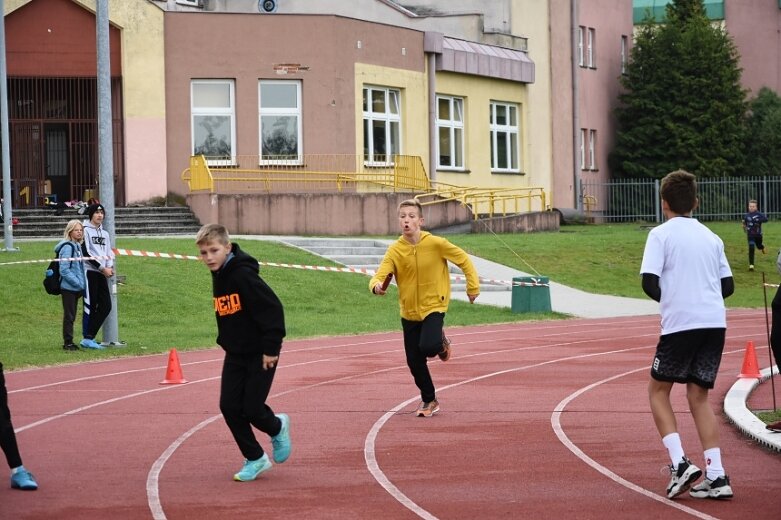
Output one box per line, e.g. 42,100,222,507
56,220,87,351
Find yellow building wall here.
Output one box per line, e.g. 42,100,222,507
435,72,529,190
511,0,557,208
354,62,429,176
6,0,168,203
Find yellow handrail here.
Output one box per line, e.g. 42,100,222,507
181,154,429,194
416,182,548,219
181,154,548,220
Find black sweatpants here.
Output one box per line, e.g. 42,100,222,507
61,290,82,344
770,287,781,369
401,312,446,404
220,352,282,461
0,362,23,470
748,235,765,265
83,270,111,340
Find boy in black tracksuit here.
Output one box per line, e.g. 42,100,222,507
81,203,114,349
195,224,291,482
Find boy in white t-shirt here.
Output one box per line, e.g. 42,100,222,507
640,170,735,500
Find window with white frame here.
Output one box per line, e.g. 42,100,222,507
363,86,401,165
587,28,596,68
191,80,235,163
489,101,520,172
578,26,585,67
259,80,302,163
436,95,464,170
621,35,628,74
588,129,597,170
580,128,598,170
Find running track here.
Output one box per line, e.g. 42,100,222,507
2,311,780,519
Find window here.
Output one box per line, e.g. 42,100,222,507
621,35,628,74
578,26,585,67
587,28,596,68
259,80,302,163
580,128,598,170
436,95,464,170
191,80,235,164
363,86,401,164
489,101,520,172
588,129,597,170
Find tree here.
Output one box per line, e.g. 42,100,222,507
610,0,747,179
744,87,781,177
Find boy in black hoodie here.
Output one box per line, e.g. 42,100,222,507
195,224,291,482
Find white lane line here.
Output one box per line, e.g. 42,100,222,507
364,345,652,520
551,368,720,520
146,360,410,520
14,375,220,433
365,346,744,519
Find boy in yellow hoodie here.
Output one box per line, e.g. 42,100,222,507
370,199,479,417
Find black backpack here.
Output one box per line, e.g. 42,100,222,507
43,243,75,296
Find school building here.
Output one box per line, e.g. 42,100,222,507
1,0,778,230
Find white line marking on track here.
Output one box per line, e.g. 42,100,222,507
364,345,652,519
145,353,408,519
365,346,744,519
551,368,721,520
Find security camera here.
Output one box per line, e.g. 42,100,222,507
258,0,278,13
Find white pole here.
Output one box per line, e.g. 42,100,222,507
0,0,17,251
97,0,119,343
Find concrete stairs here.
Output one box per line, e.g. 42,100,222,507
3,206,202,238
278,236,510,292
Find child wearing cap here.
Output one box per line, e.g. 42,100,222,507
80,203,114,350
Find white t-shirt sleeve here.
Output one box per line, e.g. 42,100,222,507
640,231,663,277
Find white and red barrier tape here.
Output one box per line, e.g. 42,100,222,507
0,247,550,287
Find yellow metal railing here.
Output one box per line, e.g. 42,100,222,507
181,154,429,194
583,194,597,222
416,182,548,220
181,154,548,220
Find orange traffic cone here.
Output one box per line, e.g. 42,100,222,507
738,341,761,379
160,348,188,385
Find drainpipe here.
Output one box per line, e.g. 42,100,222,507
571,0,582,211
428,53,437,184
423,32,443,186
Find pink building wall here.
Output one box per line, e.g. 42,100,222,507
726,1,781,97
164,13,425,197
577,1,634,187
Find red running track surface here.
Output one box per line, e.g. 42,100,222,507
2,311,780,519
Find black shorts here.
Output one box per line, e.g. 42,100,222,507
650,328,726,389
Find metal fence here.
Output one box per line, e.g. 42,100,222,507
580,176,781,222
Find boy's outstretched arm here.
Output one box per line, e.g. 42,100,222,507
641,273,661,302
721,276,735,299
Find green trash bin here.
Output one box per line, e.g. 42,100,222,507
511,276,551,313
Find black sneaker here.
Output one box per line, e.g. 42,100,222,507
689,475,733,499
666,457,702,499
63,343,79,351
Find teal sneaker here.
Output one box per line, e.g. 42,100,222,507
233,454,272,482
271,413,291,463
80,338,106,350
10,467,38,490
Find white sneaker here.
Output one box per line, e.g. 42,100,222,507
666,457,702,499
689,475,733,499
